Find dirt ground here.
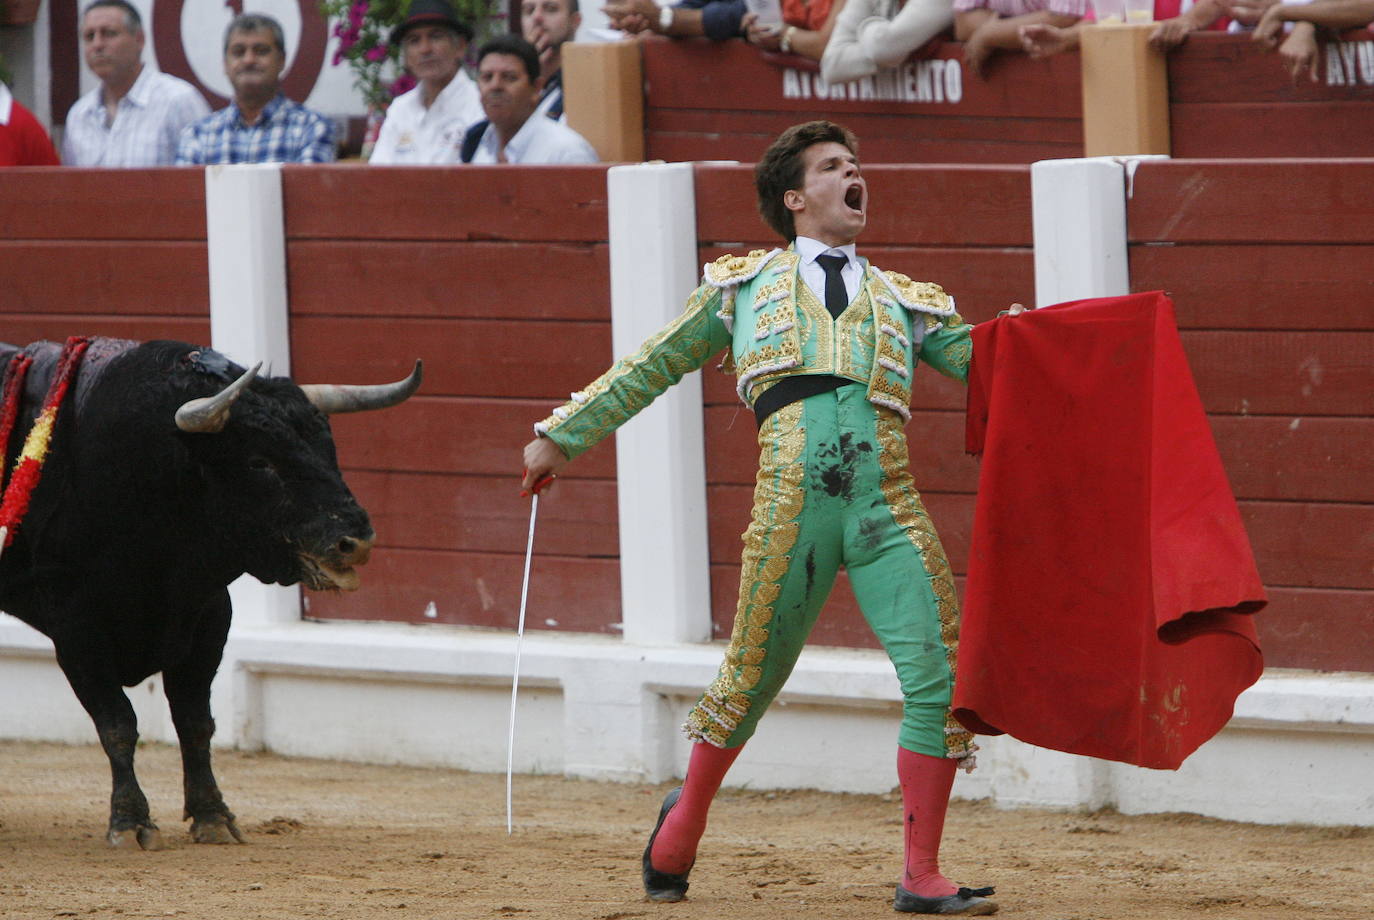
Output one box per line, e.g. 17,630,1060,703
1,741,1370,920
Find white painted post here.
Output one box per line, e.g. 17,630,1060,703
1030,157,1130,308
605,163,712,645
203,164,300,628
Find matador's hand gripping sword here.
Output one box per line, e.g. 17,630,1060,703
506,472,555,834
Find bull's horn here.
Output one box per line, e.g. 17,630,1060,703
299,360,423,415
174,362,261,433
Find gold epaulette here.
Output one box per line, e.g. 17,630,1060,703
702,248,781,288
880,271,957,316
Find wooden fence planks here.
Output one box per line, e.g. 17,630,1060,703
290,316,614,401
642,38,1082,165
287,240,611,321
1129,159,1374,244
1130,244,1374,331
0,168,206,241
281,164,611,242
302,547,623,633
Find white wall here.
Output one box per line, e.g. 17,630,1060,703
1,159,1371,827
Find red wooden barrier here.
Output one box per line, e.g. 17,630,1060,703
0,168,210,345
1129,159,1374,670
283,165,624,633
1169,35,1374,158
1,160,1367,672
642,38,1082,165
642,33,1374,164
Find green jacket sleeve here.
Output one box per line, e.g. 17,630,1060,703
916,311,974,384
535,283,733,460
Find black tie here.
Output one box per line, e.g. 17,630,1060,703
816,254,848,319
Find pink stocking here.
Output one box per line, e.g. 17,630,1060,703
897,745,959,897
648,742,745,874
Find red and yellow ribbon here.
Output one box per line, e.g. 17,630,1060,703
0,337,90,549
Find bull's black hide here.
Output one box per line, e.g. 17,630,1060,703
0,338,419,849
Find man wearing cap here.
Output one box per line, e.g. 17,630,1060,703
370,0,483,164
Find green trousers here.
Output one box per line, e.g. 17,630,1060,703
684,385,975,762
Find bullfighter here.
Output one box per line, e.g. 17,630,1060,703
522,120,1015,916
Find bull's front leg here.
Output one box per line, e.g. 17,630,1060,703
54,649,164,850
162,591,241,844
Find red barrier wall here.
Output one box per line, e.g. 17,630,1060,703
1128,159,1374,671
0,168,210,343
282,165,625,634
1,161,1368,674
643,39,1082,165
642,33,1374,165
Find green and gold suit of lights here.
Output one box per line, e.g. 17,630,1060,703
536,248,977,764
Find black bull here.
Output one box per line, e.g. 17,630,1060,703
0,338,421,849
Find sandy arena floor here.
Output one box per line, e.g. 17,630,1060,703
1,740,1370,920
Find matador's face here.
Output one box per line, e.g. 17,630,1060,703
786,141,868,248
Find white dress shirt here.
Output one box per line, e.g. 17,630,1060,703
369,71,483,165
63,66,210,167
795,236,861,309
467,112,599,165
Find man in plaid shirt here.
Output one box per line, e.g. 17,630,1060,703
176,14,336,165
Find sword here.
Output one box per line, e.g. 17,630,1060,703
507,472,555,834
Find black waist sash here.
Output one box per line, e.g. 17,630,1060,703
752,375,860,428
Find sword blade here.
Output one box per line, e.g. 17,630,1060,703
506,492,539,834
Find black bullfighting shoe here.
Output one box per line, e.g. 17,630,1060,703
894,885,998,915
642,786,691,902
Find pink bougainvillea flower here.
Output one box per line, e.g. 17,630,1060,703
389,73,417,97
364,46,387,62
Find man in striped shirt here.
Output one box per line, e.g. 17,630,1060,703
64,0,209,167
176,14,336,166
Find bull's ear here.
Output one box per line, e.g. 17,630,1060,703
175,363,261,433
299,360,422,415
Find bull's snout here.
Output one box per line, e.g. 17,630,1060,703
298,524,376,593
334,533,374,568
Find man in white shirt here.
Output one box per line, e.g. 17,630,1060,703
521,0,581,120
63,0,210,166
462,35,598,164
369,0,483,164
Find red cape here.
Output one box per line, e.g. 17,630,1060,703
954,292,1265,770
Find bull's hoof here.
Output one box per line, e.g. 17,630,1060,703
190,815,244,844
108,825,165,851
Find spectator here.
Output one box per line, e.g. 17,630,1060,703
1249,0,1374,79
370,0,481,164
602,0,746,41
1018,0,1226,60
176,14,336,165
745,0,849,65
522,0,582,120
64,0,209,166
821,0,953,83
0,82,61,166
954,0,1084,76
460,35,599,163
